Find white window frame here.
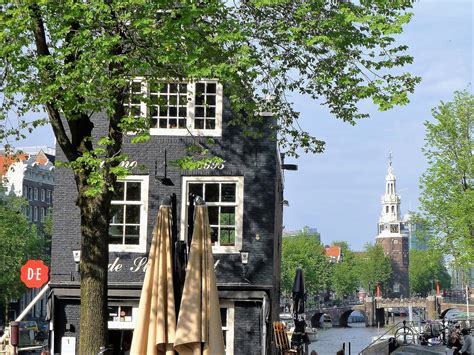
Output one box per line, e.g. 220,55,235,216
393,282,400,293
40,189,45,202
41,207,47,221
220,301,235,355
107,304,139,330
109,175,149,253
33,206,38,222
33,187,38,200
127,79,223,137
180,176,243,254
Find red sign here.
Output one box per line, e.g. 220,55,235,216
20,260,49,288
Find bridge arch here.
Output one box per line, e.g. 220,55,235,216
310,312,324,328
339,309,367,328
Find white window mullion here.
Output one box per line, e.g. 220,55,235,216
188,82,195,131
141,79,148,120
215,83,223,134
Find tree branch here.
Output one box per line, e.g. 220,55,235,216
29,3,77,161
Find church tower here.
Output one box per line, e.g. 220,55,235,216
375,154,409,297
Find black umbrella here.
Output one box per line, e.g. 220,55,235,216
291,268,309,352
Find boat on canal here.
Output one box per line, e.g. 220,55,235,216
279,313,319,343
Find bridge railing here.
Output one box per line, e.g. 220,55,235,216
442,296,473,305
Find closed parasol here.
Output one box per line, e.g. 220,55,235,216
174,196,225,355
130,198,176,355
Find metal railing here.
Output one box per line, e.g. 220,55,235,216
0,284,50,352
358,320,422,354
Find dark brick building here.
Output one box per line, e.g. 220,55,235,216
49,81,284,354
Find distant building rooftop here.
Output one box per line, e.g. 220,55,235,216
15,146,55,156
325,245,342,263
283,227,320,240
0,148,55,176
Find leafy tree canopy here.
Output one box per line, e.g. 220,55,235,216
0,0,420,167
354,243,392,295
409,249,450,296
419,90,474,266
0,190,44,323
281,233,331,296
330,241,359,299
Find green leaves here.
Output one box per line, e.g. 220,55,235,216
0,0,419,163
409,249,451,296
419,90,474,266
0,192,46,306
355,243,393,293
281,233,332,296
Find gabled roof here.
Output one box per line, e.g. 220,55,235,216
35,150,49,165
325,245,342,259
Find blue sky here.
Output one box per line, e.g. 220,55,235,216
15,1,473,251
284,0,473,250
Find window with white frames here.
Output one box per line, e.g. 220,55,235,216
33,187,38,200
107,304,138,329
109,176,149,253
33,206,38,222
40,189,45,202
393,282,400,293
125,80,223,137
28,187,32,200
220,302,234,355
40,207,46,222
46,190,51,204
181,176,243,253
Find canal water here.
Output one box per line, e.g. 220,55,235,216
309,322,381,355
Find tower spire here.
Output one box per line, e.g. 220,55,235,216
388,151,393,174
380,154,400,222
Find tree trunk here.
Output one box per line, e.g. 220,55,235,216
78,185,111,354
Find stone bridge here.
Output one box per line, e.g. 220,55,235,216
309,304,366,328
307,296,474,328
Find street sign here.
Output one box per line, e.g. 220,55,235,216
20,260,49,288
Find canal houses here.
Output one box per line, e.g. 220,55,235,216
48,81,284,354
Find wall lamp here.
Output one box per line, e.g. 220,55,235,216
154,149,174,186
240,250,250,283
73,250,81,272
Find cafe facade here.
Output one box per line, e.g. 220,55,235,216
48,80,285,354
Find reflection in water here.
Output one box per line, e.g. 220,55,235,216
309,323,380,355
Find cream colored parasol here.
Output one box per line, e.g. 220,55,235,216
174,197,225,355
130,200,176,355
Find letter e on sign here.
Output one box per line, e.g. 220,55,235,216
20,260,49,288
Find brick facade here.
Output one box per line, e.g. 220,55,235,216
49,94,283,354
